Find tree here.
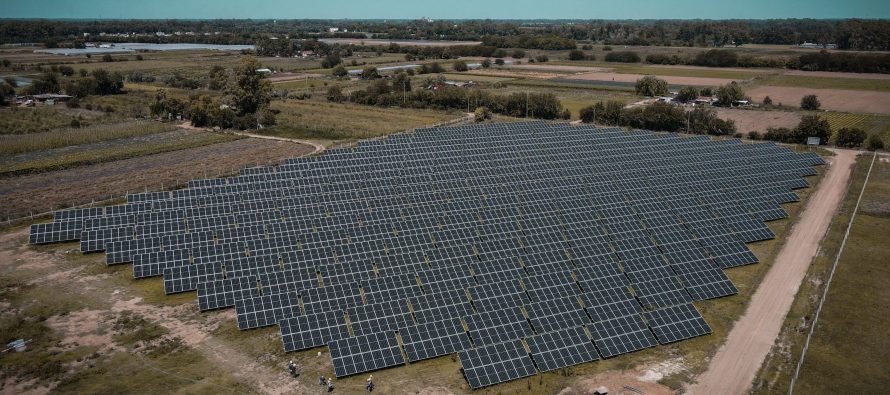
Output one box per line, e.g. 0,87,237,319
187,95,215,127
474,106,492,122
686,107,736,135
579,105,597,123
102,54,114,62
511,49,525,59
635,75,669,97
360,66,379,80
321,53,342,69
748,131,762,140
481,58,491,68
675,86,699,103
715,81,745,106
800,94,821,110
762,96,773,106
561,108,571,120
494,58,505,66
332,64,348,78
604,51,641,63
326,85,345,102
535,54,549,63
794,115,831,145
91,68,124,95
452,61,468,72
208,65,227,91
866,134,884,151
223,56,273,128
834,127,867,148
0,81,14,106
149,89,185,120
568,49,585,60
392,71,412,95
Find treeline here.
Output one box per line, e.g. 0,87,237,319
642,49,890,74
330,74,569,120
3,19,890,51
579,101,736,136
16,68,124,97
256,38,507,60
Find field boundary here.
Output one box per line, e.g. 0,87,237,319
787,151,876,394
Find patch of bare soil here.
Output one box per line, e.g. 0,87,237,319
0,227,311,395
507,64,612,73
0,138,313,219
714,108,802,134
570,71,739,86
689,150,858,395
559,368,675,395
746,86,890,115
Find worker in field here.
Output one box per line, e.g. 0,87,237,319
319,375,326,385
286,360,298,378
366,375,375,392
327,377,334,392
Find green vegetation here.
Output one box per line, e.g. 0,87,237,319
763,115,832,145
715,81,746,105
580,101,736,135
0,121,176,155
635,75,669,96
834,127,867,148
261,100,455,140
0,131,239,176
605,51,641,63
756,74,890,92
753,155,887,394
800,94,821,110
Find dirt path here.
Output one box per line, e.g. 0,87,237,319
178,122,326,156
0,228,307,395
688,149,858,395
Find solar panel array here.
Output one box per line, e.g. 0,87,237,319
28,121,824,389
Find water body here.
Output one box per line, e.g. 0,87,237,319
35,43,254,56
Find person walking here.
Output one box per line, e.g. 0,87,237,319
286,361,298,379
318,375,326,386
327,378,334,392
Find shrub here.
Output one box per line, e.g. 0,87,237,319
579,105,597,123
715,81,745,106
693,49,739,67
101,54,114,62
511,49,525,59
748,131,762,140
675,86,699,103
605,51,640,63
474,106,492,122
635,75,669,97
762,96,773,106
794,115,831,144
568,49,585,61
602,45,613,51
800,94,821,110
834,127,867,148
535,54,549,63
494,58,505,66
452,61,468,72
866,134,884,151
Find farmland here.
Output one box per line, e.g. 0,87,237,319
1,15,890,395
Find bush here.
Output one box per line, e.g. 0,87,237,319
602,45,613,51
686,107,737,135
762,96,773,106
481,58,491,68
800,94,821,110
474,106,492,122
579,105,597,123
866,134,884,151
321,53,342,69
511,49,525,59
535,55,549,63
635,75,669,97
135,54,143,61
561,108,571,120
66,96,80,108
675,86,699,103
693,49,739,67
332,64,347,78
101,54,114,62
452,61,468,72
834,127,867,148
361,66,380,80
646,54,684,65
715,81,745,106
568,49,586,61
605,51,640,63
764,127,794,143
794,115,831,145
748,131,762,140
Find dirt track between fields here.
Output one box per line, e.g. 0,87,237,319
689,149,858,395
570,71,741,86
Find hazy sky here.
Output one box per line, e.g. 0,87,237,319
5,0,890,19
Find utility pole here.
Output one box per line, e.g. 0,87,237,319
526,91,529,118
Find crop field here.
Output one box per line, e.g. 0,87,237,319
262,99,459,140
817,112,890,142
0,121,177,156
545,61,771,80
755,74,890,92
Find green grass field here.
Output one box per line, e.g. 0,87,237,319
262,99,458,140
790,155,889,394
751,154,877,394
756,74,890,92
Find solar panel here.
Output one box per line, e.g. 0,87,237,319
24,121,825,388
587,315,658,358
642,303,712,344
459,339,537,389
400,317,472,362
526,326,600,372
328,331,405,377
280,310,349,352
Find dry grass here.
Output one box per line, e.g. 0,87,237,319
0,121,177,155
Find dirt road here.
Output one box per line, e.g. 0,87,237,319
689,149,858,395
